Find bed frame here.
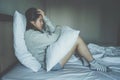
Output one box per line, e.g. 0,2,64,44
0,14,13,21
0,13,17,77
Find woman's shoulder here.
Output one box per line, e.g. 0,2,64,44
25,29,40,35
25,29,39,38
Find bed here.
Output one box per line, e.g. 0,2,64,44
1,48,120,80
1,13,120,80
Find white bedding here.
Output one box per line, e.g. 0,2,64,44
1,43,120,80
1,57,120,80
46,26,80,71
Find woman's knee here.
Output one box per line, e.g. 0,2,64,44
76,36,83,43
78,36,83,40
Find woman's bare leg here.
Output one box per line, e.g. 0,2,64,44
60,36,94,67
76,36,93,62
60,39,78,67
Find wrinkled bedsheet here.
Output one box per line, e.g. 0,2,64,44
1,43,120,80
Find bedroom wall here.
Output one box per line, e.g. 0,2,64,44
0,0,46,15
0,0,119,46
100,0,120,46
45,0,120,46
118,26,120,46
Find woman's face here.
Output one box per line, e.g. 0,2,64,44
31,15,44,30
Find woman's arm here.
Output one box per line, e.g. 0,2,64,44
37,9,55,33
43,16,55,33
29,31,59,46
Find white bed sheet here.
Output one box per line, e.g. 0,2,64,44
2,43,120,80
1,56,120,80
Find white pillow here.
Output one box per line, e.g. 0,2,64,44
13,11,41,72
46,26,80,71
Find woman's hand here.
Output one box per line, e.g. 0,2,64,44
37,9,45,17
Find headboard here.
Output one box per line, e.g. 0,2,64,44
0,13,13,21
0,13,17,77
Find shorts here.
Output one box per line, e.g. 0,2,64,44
51,63,63,71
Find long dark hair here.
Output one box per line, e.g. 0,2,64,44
25,8,45,31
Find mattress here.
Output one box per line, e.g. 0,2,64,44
1,56,120,80
1,43,120,80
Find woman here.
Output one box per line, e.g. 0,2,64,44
24,8,108,72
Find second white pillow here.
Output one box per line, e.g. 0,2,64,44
13,11,41,72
